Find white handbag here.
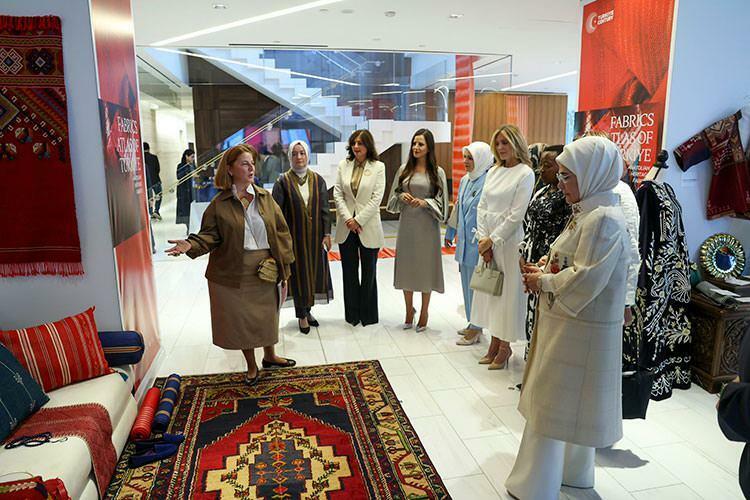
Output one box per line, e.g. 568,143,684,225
470,260,504,296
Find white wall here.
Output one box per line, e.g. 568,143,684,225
661,0,750,271
139,95,194,203
0,0,122,329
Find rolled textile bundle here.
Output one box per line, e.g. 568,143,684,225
152,374,182,433
130,387,160,440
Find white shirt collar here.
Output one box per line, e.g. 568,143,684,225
231,183,256,199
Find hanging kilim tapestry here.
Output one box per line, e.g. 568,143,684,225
105,361,451,499
0,16,82,277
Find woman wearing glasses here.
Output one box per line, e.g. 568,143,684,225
472,124,535,369
507,136,630,498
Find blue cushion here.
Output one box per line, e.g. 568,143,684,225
98,330,145,366
0,343,49,441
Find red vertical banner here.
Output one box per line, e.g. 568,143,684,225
451,55,476,201
575,0,675,184
90,0,160,384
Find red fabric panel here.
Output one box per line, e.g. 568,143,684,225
451,55,476,201
0,307,111,392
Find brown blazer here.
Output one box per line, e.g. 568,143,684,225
186,186,295,288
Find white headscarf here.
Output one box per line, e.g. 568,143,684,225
557,136,623,200
462,141,494,180
287,140,310,177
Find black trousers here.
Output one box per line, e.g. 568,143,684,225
293,297,311,319
338,231,379,326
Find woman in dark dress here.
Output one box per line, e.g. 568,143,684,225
176,149,195,230
520,145,571,351
272,140,334,333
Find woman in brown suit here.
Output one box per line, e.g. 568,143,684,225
166,144,296,385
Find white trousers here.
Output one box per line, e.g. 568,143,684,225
505,425,595,499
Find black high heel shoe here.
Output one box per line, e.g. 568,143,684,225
306,313,319,327
298,319,311,334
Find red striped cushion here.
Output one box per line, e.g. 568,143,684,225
0,307,111,391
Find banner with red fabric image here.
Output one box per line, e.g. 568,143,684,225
0,15,82,278
575,0,675,184
451,55,476,201
91,0,160,384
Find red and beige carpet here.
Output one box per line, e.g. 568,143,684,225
105,361,450,499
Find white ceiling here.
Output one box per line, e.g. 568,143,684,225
133,0,582,96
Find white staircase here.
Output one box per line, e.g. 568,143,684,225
186,48,452,186
192,48,366,140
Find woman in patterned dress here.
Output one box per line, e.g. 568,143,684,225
520,145,571,353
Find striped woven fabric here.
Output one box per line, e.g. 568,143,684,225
0,307,111,392
152,373,181,433
130,387,160,440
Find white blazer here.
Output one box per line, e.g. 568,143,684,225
333,159,386,249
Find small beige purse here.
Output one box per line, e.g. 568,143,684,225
470,260,504,296
257,257,279,283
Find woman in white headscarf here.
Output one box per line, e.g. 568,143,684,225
505,136,631,499
272,140,333,333
445,141,494,345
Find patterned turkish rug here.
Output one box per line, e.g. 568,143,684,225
105,361,450,499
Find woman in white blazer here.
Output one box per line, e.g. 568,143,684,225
333,129,386,326
506,136,631,499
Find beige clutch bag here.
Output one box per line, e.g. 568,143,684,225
257,257,279,283
470,260,504,296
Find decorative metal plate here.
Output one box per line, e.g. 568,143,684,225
699,233,746,279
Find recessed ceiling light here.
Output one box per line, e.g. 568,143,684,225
319,8,329,12
372,37,381,41
341,8,354,14
384,10,396,17
212,3,228,9
449,13,464,19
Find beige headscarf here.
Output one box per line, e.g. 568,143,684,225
557,136,622,200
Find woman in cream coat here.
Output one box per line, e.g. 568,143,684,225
333,129,386,326
472,125,535,369
506,136,630,499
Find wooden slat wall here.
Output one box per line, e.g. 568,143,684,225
526,94,568,146
471,93,567,146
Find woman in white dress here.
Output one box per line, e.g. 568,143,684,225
472,125,535,369
505,136,630,499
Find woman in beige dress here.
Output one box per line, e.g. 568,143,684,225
166,144,296,386
506,136,630,498
387,128,449,332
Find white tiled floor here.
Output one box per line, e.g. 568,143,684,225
149,197,744,499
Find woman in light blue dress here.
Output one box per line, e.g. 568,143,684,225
445,141,494,345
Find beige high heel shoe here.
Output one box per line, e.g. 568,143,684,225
488,345,512,370
456,330,481,346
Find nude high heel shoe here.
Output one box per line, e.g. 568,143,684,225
488,344,512,370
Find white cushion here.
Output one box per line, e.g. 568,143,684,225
45,372,134,427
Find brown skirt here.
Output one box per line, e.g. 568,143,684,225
207,249,279,350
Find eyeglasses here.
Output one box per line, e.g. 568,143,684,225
556,172,573,183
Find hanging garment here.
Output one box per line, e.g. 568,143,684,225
674,108,750,219
623,181,692,400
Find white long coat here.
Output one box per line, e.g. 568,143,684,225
519,191,629,448
470,164,535,341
